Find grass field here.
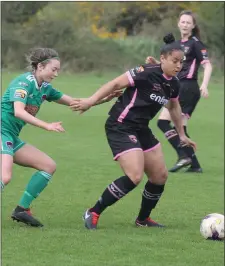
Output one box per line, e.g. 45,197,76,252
1,71,224,266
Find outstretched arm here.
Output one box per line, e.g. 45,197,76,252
70,73,130,113
55,90,123,107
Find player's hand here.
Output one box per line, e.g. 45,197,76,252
70,98,92,114
45,122,65,132
200,84,209,98
145,56,158,64
180,135,197,151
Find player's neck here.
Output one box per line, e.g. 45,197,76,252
181,33,192,42
33,72,43,87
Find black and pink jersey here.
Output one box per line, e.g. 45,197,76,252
177,36,209,80
108,64,180,126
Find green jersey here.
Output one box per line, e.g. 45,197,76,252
1,72,63,136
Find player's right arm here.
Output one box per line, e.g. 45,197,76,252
70,65,147,113
70,73,131,113
14,101,65,132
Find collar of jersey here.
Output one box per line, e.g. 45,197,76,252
29,72,44,90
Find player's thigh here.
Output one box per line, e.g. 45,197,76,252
14,144,56,174
144,144,168,185
105,118,144,184
118,150,145,184
1,139,14,184
158,107,171,120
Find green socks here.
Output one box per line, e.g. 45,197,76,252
19,171,52,209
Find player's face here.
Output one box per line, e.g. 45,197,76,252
160,50,184,77
38,59,61,83
178,14,195,36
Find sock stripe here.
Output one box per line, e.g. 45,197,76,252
39,171,52,180
112,182,126,196
165,129,178,139
107,186,120,200
1,181,5,190
143,190,162,200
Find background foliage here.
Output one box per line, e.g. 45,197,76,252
1,1,224,72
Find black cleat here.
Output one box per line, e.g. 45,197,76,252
185,167,203,173
11,206,43,227
83,209,100,230
169,157,192,173
135,217,165,228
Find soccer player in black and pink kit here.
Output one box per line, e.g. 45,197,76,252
70,33,196,230
146,10,212,173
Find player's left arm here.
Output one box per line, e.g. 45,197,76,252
194,40,213,98
55,90,123,106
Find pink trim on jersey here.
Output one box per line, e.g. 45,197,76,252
143,143,161,153
182,113,190,119
181,39,188,43
187,59,196,79
170,96,179,101
114,148,142,161
201,59,210,65
118,88,138,123
162,73,172,80
126,71,135,87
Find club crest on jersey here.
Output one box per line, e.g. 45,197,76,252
41,94,47,101
153,83,162,91
184,46,190,54
14,89,27,99
135,66,144,73
128,135,137,143
6,141,13,149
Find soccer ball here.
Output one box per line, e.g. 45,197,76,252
200,213,224,240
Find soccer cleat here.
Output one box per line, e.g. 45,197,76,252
169,157,192,172
185,167,203,173
11,206,43,227
135,217,165,228
83,209,100,230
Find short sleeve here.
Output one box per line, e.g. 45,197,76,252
126,65,148,87
170,79,180,101
46,85,63,102
9,81,31,104
193,39,210,65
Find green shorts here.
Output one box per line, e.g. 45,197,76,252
1,130,25,156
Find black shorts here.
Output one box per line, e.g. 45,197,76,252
105,117,160,160
179,80,200,118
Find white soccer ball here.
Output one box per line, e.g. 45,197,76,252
200,213,224,240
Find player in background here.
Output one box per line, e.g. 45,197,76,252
146,10,212,173
1,48,119,227
70,33,196,230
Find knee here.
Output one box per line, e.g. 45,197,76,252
42,159,57,175
150,168,168,185
2,174,12,185
126,169,144,185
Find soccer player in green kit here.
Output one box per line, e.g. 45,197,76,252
1,47,120,227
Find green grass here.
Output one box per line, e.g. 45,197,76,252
1,71,224,266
